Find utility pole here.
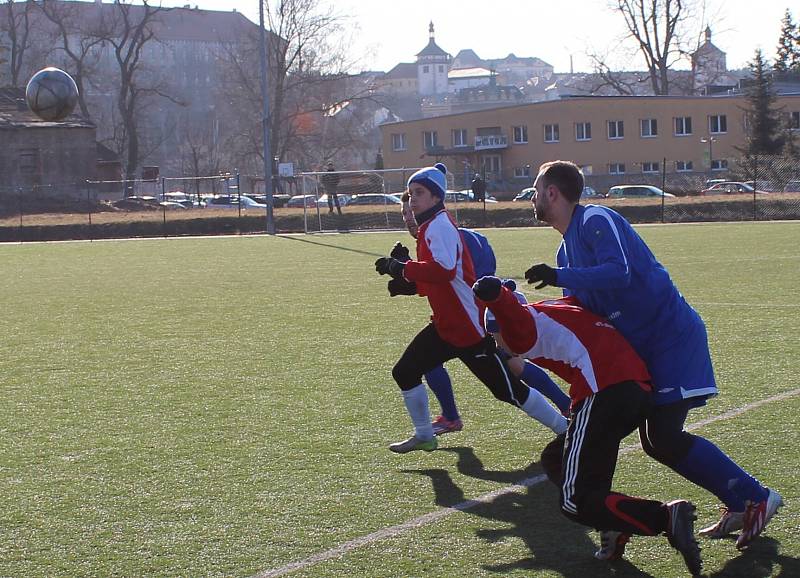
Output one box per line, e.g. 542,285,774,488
258,0,275,234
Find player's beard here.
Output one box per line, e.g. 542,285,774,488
533,195,550,223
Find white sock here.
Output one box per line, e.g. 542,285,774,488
401,384,434,440
521,388,568,434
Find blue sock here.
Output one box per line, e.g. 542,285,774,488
425,365,459,421
520,362,570,414
673,437,768,511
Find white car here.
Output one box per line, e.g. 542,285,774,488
205,195,267,209
606,185,675,198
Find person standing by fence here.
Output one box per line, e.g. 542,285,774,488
321,161,342,215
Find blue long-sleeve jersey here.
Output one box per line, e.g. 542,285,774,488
554,204,717,405
460,228,496,278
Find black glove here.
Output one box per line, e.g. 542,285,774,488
524,263,557,289
374,256,406,279
389,242,411,263
472,275,502,301
502,278,517,291
388,278,417,296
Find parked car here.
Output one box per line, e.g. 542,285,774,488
606,185,675,198
346,193,401,206
700,181,770,195
783,180,800,193
514,186,600,201
205,195,267,209
158,201,188,210
286,194,319,208
445,189,497,203
317,193,351,207
245,193,291,208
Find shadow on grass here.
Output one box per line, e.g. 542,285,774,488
707,537,798,577
402,446,655,578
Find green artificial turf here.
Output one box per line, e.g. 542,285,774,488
0,221,797,577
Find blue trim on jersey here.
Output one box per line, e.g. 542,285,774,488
555,204,717,405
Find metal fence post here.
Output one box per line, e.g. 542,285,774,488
661,157,666,224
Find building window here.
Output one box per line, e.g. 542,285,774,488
544,123,559,143
790,111,799,130
609,163,625,175
675,160,693,172
438,65,444,73
576,122,592,141
423,65,429,73
711,159,728,171
423,131,438,149
19,148,40,175
512,125,528,144
391,133,407,151
513,166,531,179
607,120,624,140
674,116,692,136
452,129,468,147
640,118,658,137
642,161,660,173
709,114,727,134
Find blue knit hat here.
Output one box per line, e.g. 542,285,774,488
407,163,448,199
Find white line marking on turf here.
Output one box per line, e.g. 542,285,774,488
253,387,800,578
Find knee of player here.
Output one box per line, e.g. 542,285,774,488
391,362,418,390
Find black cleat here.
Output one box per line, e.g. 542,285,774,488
665,500,703,576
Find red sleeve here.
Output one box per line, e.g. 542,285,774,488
488,287,539,354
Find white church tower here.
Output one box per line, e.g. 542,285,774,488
416,22,451,96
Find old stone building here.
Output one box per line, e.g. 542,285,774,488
0,88,96,195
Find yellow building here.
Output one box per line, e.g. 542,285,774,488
381,94,800,187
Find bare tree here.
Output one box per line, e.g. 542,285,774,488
0,0,35,86
35,0,105,119
218,0,378,171
613,0,688,95
95,0,182,188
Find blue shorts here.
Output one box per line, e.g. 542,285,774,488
643,316,718,406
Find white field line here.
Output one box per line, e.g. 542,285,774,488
253,387,800,578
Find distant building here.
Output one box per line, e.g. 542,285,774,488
381,93,800,189
416,22,451,96
0,88,97,193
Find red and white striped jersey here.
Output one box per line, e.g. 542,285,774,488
403,209,484,348
488,288,650,405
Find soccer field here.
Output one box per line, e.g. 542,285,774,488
1,221,798,577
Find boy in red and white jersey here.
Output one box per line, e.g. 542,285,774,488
473,276,702,576
374,163,567,454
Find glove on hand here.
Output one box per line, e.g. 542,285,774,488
389,242,411,263
524,263,557,289
472,275,503,301
388,278,417,296
374,256,406,279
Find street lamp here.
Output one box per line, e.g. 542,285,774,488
525,163,532,187
700,136,717,170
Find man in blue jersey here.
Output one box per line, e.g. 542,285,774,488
389,191,570,436
523,160,782,556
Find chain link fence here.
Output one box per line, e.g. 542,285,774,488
1,156,798,241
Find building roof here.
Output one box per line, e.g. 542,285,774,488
448,67,493,80
0,88,94,129
452,49,485,69
416,38,450,58
384,63,417,80
0,1,262,45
